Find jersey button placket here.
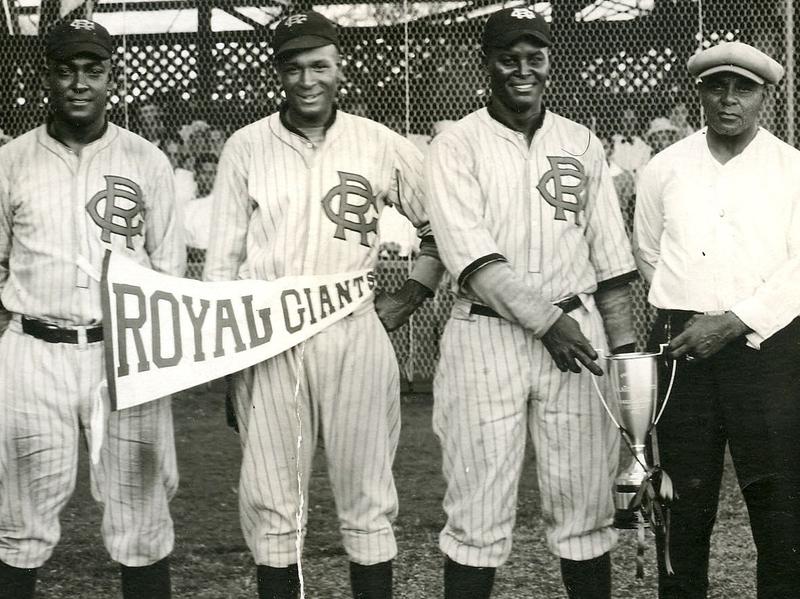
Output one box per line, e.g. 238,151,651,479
527,147,542,274
72,150,93,292
301,142,321,275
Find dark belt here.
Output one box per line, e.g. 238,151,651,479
470,295,582,319
21,316,103,344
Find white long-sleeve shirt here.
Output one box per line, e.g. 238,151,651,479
634,127,800,347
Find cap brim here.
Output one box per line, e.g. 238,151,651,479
485,29,551,49
48,42,111,61
697,64,764,85
275,35,337,57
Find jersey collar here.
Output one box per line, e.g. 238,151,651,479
38,118,117,158
278,103,338,140
486,102,547,139
45,113,109,147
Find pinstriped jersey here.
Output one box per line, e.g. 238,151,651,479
425,108,635,303
0,123,184,327
203,110,431,283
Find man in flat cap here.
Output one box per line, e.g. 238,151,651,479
426,7,637,598
203,9,444,599
634,41,800,597
0,18,182,599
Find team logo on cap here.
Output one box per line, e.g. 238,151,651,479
321,171,378,247
283,14,308,27
69,19,96,30
536,156,587,224
510,8,538,19
86,175,144,249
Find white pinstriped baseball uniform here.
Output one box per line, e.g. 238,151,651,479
425,108,637,566
203,108,433,567
0,123,183,569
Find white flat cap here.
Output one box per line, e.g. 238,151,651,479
687,41,784,85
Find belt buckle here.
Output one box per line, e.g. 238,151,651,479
35,319,64,342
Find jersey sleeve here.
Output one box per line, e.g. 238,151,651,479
386,133,432,237
582,136,637,285
203,131,252,282
386,132,445,292
425,130,560,335
144,151,186,277
424,133,506,284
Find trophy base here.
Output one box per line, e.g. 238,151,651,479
614,506,650,530
613,483,650,530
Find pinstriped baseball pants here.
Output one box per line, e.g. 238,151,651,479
0,320,178,569
232,309,400,567
433,301,619,567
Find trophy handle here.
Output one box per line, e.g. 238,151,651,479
652,356,678,426
589,371,624,433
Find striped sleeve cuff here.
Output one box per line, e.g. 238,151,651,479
457,253,507,288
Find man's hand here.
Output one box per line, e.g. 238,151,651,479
669,312,749,361
541,313,604,376
375,279,432,332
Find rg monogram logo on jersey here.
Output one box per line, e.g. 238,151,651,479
536,156,588,224
86,175,145,249
70,19,96,30
510,8,538,19
283,14,308,27
321,171,378,248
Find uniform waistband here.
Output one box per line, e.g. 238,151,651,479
15,315,104,344
469,295,583,319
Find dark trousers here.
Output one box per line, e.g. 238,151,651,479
648,312,800,599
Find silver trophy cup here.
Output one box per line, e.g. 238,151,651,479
599,349,664,529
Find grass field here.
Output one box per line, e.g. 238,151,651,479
38,386,756,598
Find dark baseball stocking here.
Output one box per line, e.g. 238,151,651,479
350,560,393,598
560,552,611,599
120,557,171,599
444,557,495,599
0,560,37,599
257,564,300,599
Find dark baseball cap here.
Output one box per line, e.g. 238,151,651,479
272,11,339,58
46,18,113,61
482,7,552,51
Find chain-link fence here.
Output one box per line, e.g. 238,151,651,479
3,0,797,383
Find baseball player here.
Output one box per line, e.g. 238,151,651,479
634,41,800,598
202,11,444,599
0,20,182,599
424,8,638,598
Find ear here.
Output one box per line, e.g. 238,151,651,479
106,63,116,93
41,60,51,91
